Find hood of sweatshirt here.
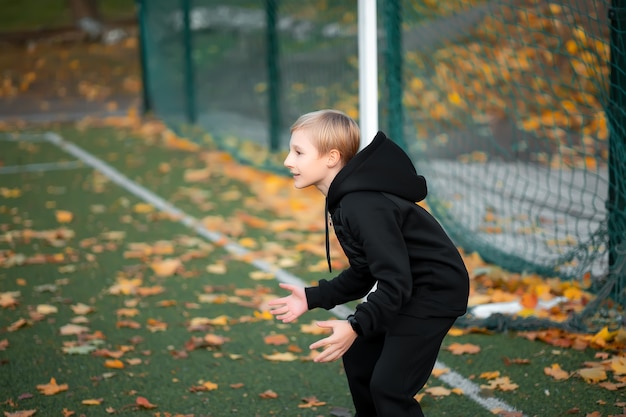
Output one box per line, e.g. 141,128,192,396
324,131,427,271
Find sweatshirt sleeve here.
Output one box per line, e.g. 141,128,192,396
305,267,376,311
342,193,413,336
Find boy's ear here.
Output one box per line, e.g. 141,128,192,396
327,149,341,167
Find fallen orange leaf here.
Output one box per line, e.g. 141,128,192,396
37,377,69,395
104,359,125,369
480,376,519,391
259,389,278,399
520,292,538,309
146,318,168,332
135,396,157,409
446,342,481,355
204,333,229,346
4,410,37,417
544,363,570,380
425,386,451,396
298,395,326,408
202,381,218,391
264,334,289,346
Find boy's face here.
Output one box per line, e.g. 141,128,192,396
284,129,334,193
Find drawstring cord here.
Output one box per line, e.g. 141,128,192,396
325,198,332,272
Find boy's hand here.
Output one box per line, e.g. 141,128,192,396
268,283,308,323
309,320,358,363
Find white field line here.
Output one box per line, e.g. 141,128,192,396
41,131,526,417
0,133,49,142
0,160,84,174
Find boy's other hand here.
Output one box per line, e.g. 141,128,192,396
309,320,358,363
268,283,308,323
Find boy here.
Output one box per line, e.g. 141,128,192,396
268,109,469,417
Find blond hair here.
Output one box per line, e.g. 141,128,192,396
290,109,360,165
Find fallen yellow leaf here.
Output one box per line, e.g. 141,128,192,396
578,367,607,384
55,210,73,223
150,258,181,277
82,398,103,405
262,352,298,362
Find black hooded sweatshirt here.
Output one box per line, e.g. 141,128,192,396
305,131,469,337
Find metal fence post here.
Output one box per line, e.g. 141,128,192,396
266,0,281,151
384,0,405,150
608,1,626,294
182,0,197,124
135,0,152,115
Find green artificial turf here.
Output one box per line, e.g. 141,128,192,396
0,0,136,32
0,126,623,417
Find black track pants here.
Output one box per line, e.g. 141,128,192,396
341,316,456,417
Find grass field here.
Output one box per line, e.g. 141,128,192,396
0,0,136,32
1,124,625,417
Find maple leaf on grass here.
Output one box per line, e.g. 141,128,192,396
264,333,289,345
425,386,451,397
259,389,278,399
170,348,189,359
445,342,481,355
135,396,157,409
610,355,626,375
3,410,37,417
431,367,449,377
298,395,327,408
503,357,531,365
104,359,125,369
0,291,20,308
81,398,103,405
254,310,274,320
136,285,165,296
263,352,299,362
7,318,28,332
204,333,230,346
150,258,181,277
146,318,168,332
577,367,607,383
544,363,570,380
35,304,57,315
55,210,74,223
92,348,124,359
59,323,90,336
479,376,519,391
62,344,96,355
189,381,218,392
70,302,94,315
37,377,69,395
116,319,141,329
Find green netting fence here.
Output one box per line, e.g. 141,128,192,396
136,0,625,331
